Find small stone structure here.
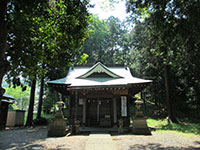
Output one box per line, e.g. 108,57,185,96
132,99,151,135
118,118,123,133
74,119,80,134
48,101,67,137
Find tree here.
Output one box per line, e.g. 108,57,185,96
26,78,36,126
36,76,44,119
6,0,91,126
42,65,67,114
0,0,10,124
126,0,200,121
81,15,130,65
81,15,110,64
104,16,122,64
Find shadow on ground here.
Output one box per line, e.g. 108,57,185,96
0,126,48,150
128,143,200,150
0,126,90,150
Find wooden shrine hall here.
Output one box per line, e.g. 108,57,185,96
48,62,152,128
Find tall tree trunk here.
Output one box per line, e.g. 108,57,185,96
36,76,44,119
0,0,9,128
26,78,36,126
164,65,177,123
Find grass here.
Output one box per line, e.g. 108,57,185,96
147,118,200,136
147,118,168,128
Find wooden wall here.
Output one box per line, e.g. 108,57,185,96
69,90,130,127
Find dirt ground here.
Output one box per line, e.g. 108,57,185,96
113,132,200,150
0,126,200,150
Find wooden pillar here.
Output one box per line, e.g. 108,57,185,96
113,97,117,124
75,91,78,120
97,100,100,122
83,99,86,124
69,94,72,125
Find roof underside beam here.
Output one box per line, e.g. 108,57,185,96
48,82,151,96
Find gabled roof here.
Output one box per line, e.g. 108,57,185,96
77,62,122,78
48,62,152,89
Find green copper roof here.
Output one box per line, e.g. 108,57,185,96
48,62,152,88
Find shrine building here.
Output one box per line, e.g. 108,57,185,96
48,62,152,128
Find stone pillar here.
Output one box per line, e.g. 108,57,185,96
132,99,151,135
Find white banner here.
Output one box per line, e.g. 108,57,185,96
121,96,127,117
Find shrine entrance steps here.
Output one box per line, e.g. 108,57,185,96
86,132,117,150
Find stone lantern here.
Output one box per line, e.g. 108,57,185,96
132,99,151,135
48,101,67,137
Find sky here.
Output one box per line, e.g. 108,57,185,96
89,0,128,21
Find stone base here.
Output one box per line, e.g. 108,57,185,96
48,128,66,137
132,117,151,135
48,112,67,137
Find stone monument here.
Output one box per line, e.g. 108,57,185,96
132,99,151,135
48,101,67,137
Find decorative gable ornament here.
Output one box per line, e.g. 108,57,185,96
77,62,122,79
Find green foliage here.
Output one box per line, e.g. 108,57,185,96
5,86,31,110
82,15,110,63
80,4,200,120
126,0,200,119
7,0,91,80
147,118,168,128
5,0,91,126
76,53,89,65
81,15,131,65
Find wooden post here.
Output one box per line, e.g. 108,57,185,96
113,97,117,124
97,100,100,122
83,99,86,124
73,91,79,133
75,91,78,120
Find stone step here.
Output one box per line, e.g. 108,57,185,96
86,132,117,150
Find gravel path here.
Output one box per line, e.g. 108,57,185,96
113,132,200,150
0,126,200,150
